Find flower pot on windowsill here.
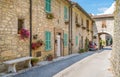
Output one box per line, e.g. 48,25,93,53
64,19,69,24
46,13,54,19
82,26,86,30
87,29,90,32
76,23,81,27
91,30,93,33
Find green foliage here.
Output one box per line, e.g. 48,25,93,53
78,49,85,53
85,37,89,51
31,57,39,63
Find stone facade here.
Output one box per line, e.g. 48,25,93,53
0,0,94,72
71,3,93,53
31,0,70,60
111,0,120,77
0,0,30,72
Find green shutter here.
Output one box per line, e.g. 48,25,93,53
64,6,68,20
45,0,51,13
64,34,67,47
45,31,51,51
76,36,78,46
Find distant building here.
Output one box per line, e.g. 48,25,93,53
92,14,114,48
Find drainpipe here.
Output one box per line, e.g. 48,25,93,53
70,4,73,54
69,3,73,54
68,5,71,55
29,0,32,56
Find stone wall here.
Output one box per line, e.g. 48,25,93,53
111,0,120,77
0,0,30,72
72,6,93,53
31,0,70,59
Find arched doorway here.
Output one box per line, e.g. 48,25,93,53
97,32,112,49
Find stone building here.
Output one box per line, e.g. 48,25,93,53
0,0,30,72
92,14,114,48
71,3,94,53
111,0,120,77
32,0,71,60
0,0,94,72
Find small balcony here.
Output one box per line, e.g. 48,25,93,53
82,26,86,30
46,13,54,19
64,19,69,24
76,22,81,27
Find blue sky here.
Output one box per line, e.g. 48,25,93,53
72,0,114,15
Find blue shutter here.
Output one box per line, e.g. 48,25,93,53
64,6,68,20
45,31,51,51
49,32,51,49
45,31,48,50
45,0,51,13
76,36,78,46
64,34,67,47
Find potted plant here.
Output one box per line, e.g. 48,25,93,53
76,22,81,27
46,54,53,61
87,29,89,32
78,49,85,53
19,28,30,40
32,39,44,50
31,57,39,66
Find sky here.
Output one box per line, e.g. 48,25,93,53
72,0,115,15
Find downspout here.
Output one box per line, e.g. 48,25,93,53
70,4,73,54
29,0,32,56
68,5,71,55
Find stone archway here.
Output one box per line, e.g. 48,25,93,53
97,32,112,49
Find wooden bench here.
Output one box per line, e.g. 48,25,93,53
3,57,33,73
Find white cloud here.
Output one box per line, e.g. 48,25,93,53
98,7,108,13
97,1,115,15
103,2,115,14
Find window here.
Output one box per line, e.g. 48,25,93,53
64,33,68,47
81,18,83,25
64,6,68,20
45,0,51,13
75,13,78,23
102,21,106,28
45,31,51,51
76,36,78,46
18,19,24,34
86,20,89,29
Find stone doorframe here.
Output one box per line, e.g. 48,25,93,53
54,28,64,58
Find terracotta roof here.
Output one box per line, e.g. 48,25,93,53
92,14,114,19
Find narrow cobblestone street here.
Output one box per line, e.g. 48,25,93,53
12,47,112,77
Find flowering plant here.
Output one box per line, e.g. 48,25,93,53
32,40,44,50
19,28,30,39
